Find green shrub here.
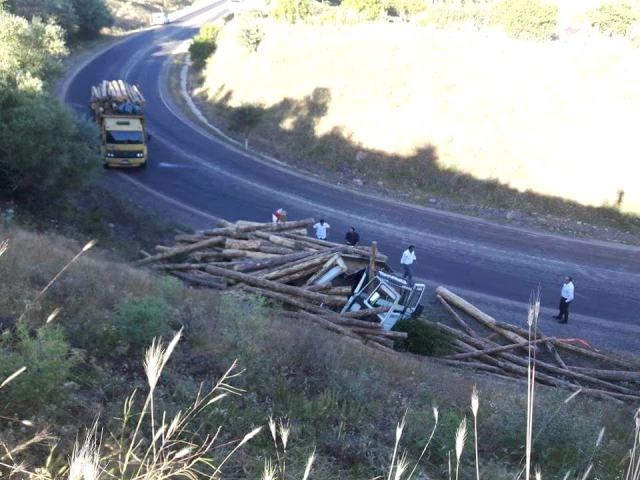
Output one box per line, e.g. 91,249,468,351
189,23,221,71
392,318,453,355
271,0,313,23
385,0,428,20
342,0,383,21
228,103,264,132
588,1,640,37
492,0,558,40
236,21,264,52
416,4,488,29
71,0,114,38
0,80,102,205
0,321,76,416
109,296,172,353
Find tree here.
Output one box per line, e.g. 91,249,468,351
0,10,68,87
270,0,313,23
44,0,79,34
70,0,114,38
189,23,220,71
588,1,640,37
228,104,264,149
0,79,102,204
492,0,558,41
341,0,384,22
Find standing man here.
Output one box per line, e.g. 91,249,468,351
313,219,330,240
400,245,417,285
345,227,360,246
554,276,574,324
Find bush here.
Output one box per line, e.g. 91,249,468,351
108,296,172,353
492,0,557,41
270,0,313,23
415,4,488,29
385,0,428,20
588,1,640,37
71,0,114,38
0,82,102,205
392,318,453,355
342,0,383,21
236,21,264,52
227,103,264,132
189,24,221,70
0,321,76,416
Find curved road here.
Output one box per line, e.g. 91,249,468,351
64,4,640,354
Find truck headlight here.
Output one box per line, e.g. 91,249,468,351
136,153,144,158
106,152,115,157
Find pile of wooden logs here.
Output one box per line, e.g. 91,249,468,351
434,287,640,402
90,80,146,112
138,218,405,352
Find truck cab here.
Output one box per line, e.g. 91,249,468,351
341,269,425,330
100,116,148,168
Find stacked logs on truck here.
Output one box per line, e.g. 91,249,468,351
137,218,403,352
433,286,640,402
90,80,146,112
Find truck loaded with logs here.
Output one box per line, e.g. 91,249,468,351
90,80,150,169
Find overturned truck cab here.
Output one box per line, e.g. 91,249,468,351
340,269,425,331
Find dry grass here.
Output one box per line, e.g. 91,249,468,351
197,21,640,218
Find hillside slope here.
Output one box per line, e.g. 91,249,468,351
198,22,640,215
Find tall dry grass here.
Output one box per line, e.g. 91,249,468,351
199,22,640,215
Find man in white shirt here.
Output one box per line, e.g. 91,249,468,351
313,219,330,240
554,276,574,324
400,245,417,285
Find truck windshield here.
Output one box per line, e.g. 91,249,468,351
106,130,144,144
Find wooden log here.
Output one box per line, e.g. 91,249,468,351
259,245,294,255
154,245,172,252
348,327,408,340
568,367,640,383
151,263,208,271
369,241,378,278
340,306,389,318
138,236,227,265
222,249,278,259
440,359,506,375
304,283,333,292
205,265,341,304
280,311,383,329
279,233,389,261
236,246,348,273
225,239,262,251
550,340,635,369
303,254,339,286
436,287,532,350
326,286,353,296
364,335,395,349
443,337,557,361
263,254,335,281
545,341,569,370
201,218,315,236
271,266,326,286
175,234,208,243
292,311,364,341
436,294,482,340
249,231,305,250
172,271,227,289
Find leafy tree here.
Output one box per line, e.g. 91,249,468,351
70,0,114,38
588,1,640,37
0,10,68,87
236,21,264,52
44,0,79,34
492,0,558,41
189,23,221,71
0,79,102,203
270,0,313,23
342,0,383,22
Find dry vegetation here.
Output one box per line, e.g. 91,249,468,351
1,222,640,478
105,0,193,31
195,21,640,223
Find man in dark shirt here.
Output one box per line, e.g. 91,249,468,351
345,227,360,246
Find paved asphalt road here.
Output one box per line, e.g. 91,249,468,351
64,3,640,354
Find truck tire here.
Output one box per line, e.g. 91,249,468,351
103,163,110,169
140,161,147,169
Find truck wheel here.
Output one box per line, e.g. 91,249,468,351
103,163,110,169
140,161,147,169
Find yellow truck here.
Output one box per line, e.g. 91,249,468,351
90,80,150,169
